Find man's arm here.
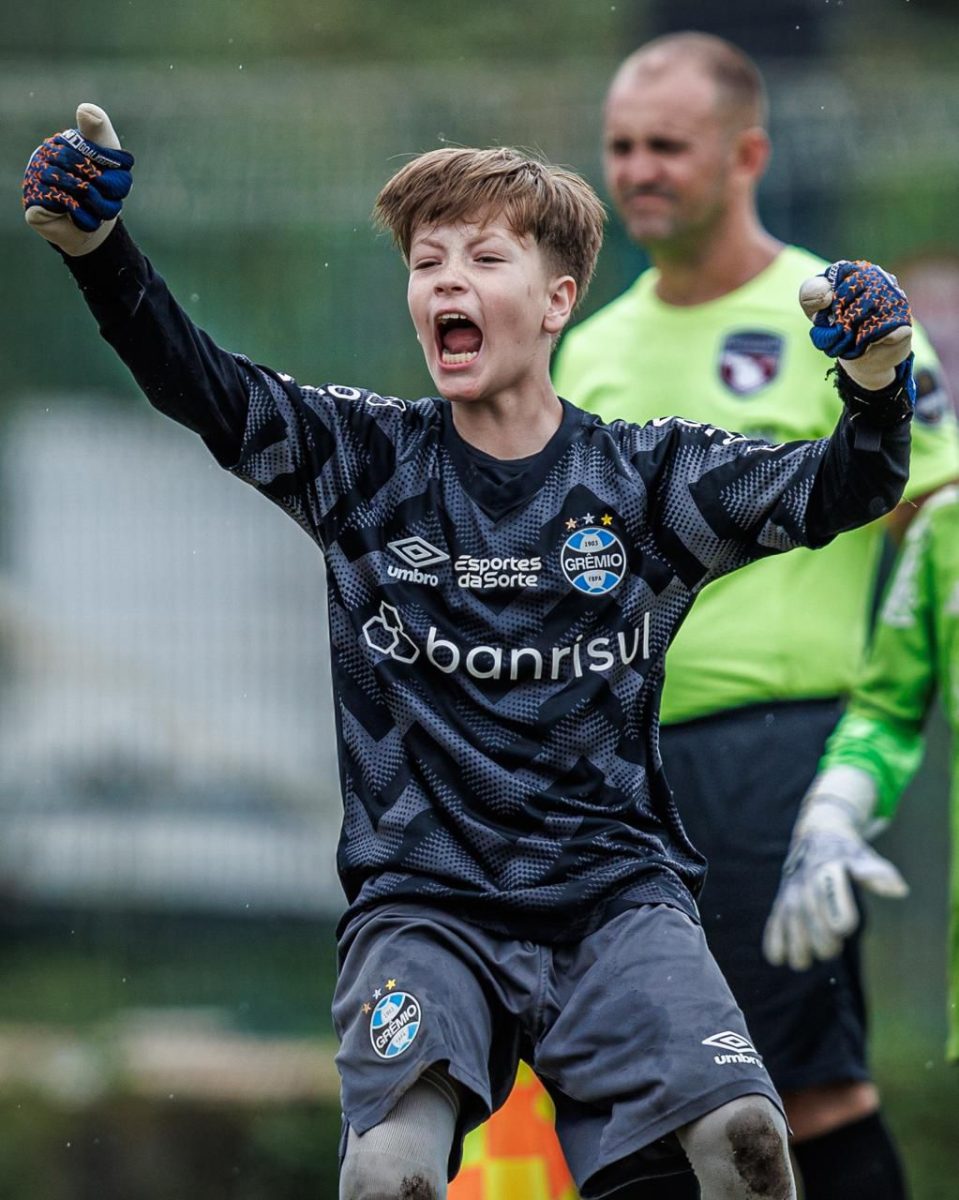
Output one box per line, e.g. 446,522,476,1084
764,497,943,969
813,496,941,816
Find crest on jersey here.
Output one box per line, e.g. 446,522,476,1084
913,367,951,426
369,990,422,1059
718,331,783,396
561,525,626,595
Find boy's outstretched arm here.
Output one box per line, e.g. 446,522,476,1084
23,104,253,466
799,260,915,545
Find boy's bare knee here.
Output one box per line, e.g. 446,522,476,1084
680,1095,795,1199
725,1102,791,1197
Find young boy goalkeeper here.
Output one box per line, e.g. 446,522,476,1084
23,103,916,1200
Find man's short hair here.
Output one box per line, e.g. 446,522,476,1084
615,31,768,131
374,147,606,308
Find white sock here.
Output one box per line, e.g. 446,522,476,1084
339,1068,460,1200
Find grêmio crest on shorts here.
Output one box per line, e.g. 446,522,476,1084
233,367,827,943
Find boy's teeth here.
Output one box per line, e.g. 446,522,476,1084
441,349,479,364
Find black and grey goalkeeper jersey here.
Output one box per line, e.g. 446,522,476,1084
65,224,911,942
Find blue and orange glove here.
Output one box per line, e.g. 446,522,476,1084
799,259,914,403
23,104,133,257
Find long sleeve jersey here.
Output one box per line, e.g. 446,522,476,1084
61,223,911,943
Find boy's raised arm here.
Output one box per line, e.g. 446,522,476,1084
799,260,915,544
22,103,252,466
640,260,915,588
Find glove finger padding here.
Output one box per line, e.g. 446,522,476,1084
812,860,859,940
23,132,133,225
23,104,133,257
784,899,814,972
808,260,911,359
763,878,812,971
30,161,125,225
764,868,844,971
75,103,122,150
806,260,913,394
762,901,787,967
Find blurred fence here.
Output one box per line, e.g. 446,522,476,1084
0,405,340,917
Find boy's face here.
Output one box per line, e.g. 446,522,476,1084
407,215,572,405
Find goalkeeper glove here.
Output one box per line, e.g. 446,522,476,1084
763,764,908,972
800,259,915,402
23,103,133,257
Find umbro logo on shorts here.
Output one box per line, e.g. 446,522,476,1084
702,1030,763,1067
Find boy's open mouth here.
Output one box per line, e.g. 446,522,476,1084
436,311,483,365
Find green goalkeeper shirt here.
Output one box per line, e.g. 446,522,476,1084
554,246,959,724
819,484,959,1059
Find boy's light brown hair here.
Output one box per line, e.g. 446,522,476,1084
374,147,606,309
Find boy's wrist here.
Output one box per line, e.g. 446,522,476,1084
61,219,147,313
831,356,915,428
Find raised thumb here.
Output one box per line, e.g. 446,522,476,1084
849,849,909,899
76,103,122,150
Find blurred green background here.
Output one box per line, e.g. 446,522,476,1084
1,1,958,1196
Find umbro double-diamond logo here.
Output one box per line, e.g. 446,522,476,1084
702,1031,763,1067
388,536,450,569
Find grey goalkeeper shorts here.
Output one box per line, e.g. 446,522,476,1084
332,901,782,1198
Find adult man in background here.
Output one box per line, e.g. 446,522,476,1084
554,31,959,1200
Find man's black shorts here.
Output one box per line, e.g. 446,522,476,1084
660,698,869,1093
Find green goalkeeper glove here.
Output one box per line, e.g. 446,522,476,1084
763,765,909,971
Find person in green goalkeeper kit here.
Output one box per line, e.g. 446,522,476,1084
765,480,959,1063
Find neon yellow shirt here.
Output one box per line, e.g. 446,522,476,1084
554,246,959,723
